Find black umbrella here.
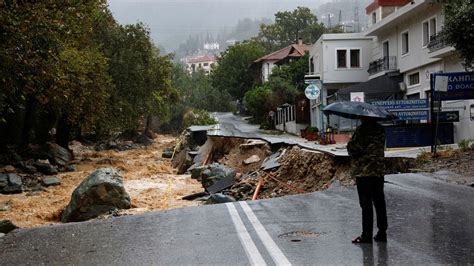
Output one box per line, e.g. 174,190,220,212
323,101,397,120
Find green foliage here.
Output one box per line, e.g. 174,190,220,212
270,53,310,91
443,0,474,70
243,85,273,123
183,109,217,128
255,7,326,51
211,41,266,100
458,139,474,151
0,1,176,146
305,126,319,133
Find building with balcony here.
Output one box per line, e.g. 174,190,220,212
307,33,373,131
363,0,473,141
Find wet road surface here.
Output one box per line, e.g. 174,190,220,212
1,173,473,265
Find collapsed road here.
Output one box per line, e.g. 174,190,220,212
1,112,472,264
1,173,472,264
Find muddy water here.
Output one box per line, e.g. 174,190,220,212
0,136,203,228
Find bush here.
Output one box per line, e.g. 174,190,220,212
183,109,217,128
458,139,474,151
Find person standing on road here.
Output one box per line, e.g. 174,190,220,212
347,116,388,244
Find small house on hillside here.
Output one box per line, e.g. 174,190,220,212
254,41,310,83
185,55,217,75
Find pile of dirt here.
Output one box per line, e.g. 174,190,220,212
414,149,474,186
0,135,203,228
228,147,354,200
213,137,272,175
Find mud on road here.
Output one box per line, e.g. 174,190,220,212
0,135,202,228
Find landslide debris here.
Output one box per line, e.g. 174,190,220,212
228,147,353,200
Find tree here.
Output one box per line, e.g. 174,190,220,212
243,85,273,123
0,1,113,147
442,0,474,70
255,7,326,51
211,41,266,100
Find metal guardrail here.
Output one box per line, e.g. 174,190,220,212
427,32,448,52
368,56,397,75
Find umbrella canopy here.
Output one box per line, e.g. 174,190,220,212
323,101,397,120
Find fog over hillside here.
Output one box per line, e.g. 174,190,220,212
108,0,333,52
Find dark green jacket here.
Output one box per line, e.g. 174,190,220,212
347,120,386,178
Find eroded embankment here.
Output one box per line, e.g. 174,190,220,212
175,134,416,201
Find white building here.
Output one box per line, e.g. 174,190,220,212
307,33,373,131
254,42,310,83
364,0,474,141
185,55,217,75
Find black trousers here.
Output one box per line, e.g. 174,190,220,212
356,176,388,239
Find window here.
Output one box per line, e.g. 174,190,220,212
350,49,360,68
203,62,209,66
372,12,376,24
337,50,347,68
423,17,437,47
422,21,429,46
471,104,474,120
408,72,420,86
429,18,436,39
383,41,389,57
402,31,409,55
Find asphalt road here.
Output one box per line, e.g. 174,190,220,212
208,112,433,158
1,173,473,265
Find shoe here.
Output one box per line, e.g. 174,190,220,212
374,233,387,242
352,236,373,244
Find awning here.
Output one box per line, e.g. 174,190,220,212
337,72,404,97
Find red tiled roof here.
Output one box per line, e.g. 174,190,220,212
366,0,410,14
254,44,310,64
187,55,216,64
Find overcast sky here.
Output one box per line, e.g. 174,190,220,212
107,0,332,52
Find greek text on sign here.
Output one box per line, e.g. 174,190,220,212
305,84,321,100
371,99,428,109
433,72,474,101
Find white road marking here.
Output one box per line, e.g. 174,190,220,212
226,203,267,266
240,201,292,266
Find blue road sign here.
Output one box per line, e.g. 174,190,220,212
432,72,474,100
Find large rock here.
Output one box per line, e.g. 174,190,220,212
42,177,61,187
44,142,72,166
0,174,23,194
61,168,131,222
33,161,58,175
200,163,236,190
0,220,18,234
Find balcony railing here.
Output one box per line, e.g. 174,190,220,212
368,56,397,75
427,32,448,53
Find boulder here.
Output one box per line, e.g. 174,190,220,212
200,163,236,190
42,177,61,187
243,155,261,165
0,220,18,234
0,174,8,189
22,164,37,174
0,174,23,194
33,161,58,175
205,193,236,204
61,168,131,222
44,142,72,166
2,165,15,173
162,148,174,159
134,134,153,146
